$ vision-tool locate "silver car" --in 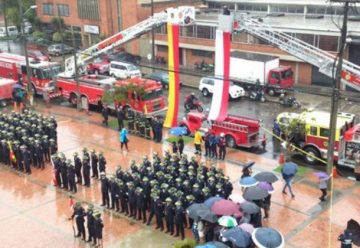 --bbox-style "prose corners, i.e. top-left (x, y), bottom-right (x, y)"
top-left (48, 44), bottom-right (74, 56)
